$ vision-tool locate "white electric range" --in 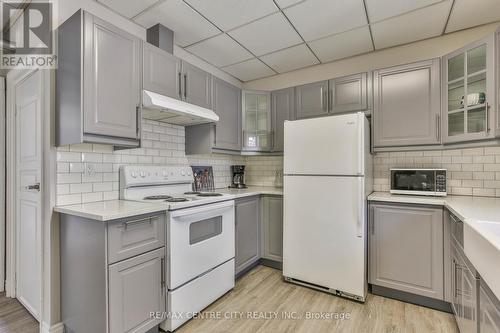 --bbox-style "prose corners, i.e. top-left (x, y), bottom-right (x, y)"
top-left (120, 165), bottom-right (236, 332)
